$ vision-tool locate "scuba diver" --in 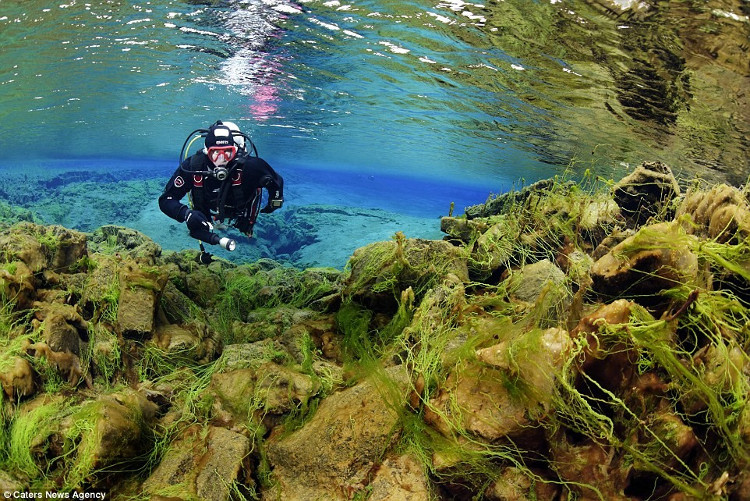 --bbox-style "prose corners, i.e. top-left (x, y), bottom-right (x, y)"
top-left (159, 120), bottom-right (284, 263)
